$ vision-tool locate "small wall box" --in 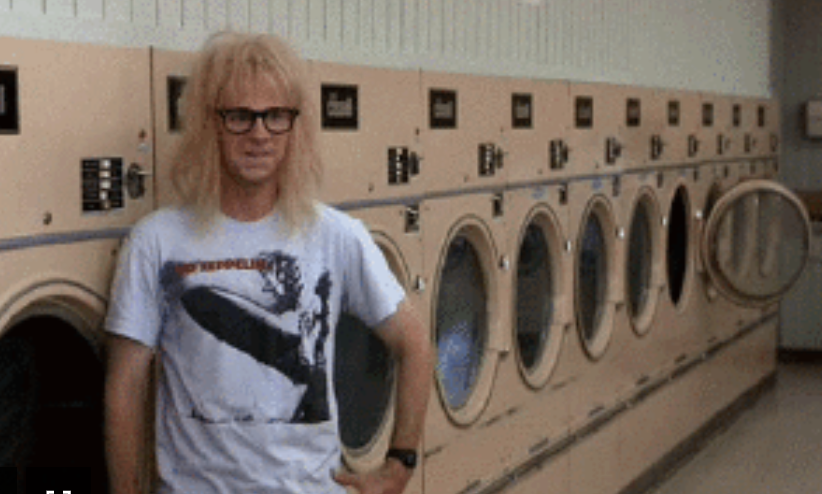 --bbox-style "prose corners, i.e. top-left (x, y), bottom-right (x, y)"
top-left (806, 100), bottom-right (822, 139)
top-left (0, 67), bottom-right (19, 134)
